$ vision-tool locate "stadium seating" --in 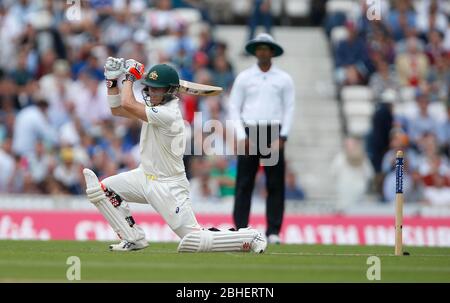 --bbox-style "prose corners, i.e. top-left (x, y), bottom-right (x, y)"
top-left (341, 86), bottom-right (375, 136)
top-left (325, 0), bottom-right (357, 16)
top-left (285, 0), bottom-right (311, 17)
top-left (330, 26), bottom-right (349, 46)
